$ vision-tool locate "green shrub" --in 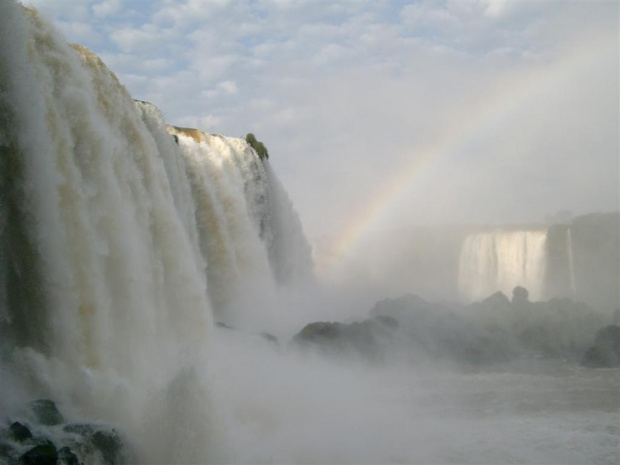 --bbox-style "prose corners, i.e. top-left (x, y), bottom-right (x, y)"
top-left (245, 133), bottom-right (269, 160)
